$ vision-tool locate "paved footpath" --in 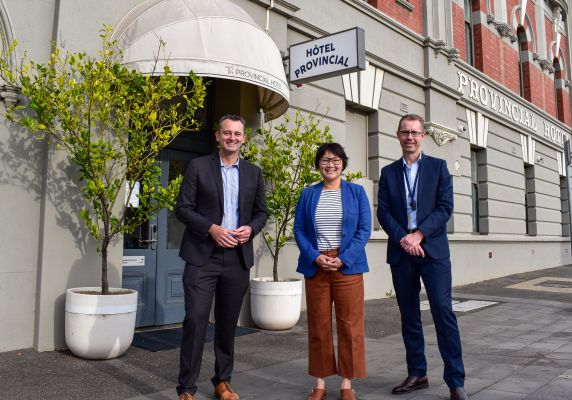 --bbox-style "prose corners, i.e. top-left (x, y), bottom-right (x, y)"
top-left (129, 296), bottom-right (572, 400)
top-left (1, 265), bottom-right (572, 399)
